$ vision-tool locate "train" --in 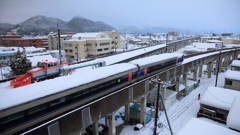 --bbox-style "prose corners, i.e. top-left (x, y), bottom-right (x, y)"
top-left (10, 59), bottom-right (106, 88)
top-left (0, 53), bottom-right (184, 135)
